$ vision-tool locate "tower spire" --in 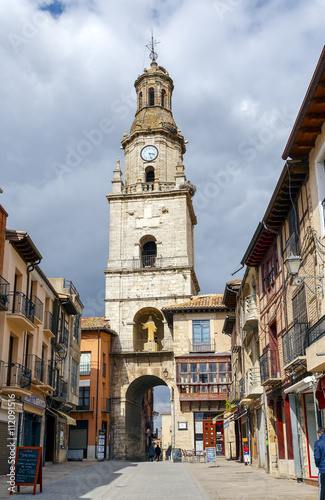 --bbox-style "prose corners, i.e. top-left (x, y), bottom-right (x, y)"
top-left (146, 29), bottom-right (160, 62)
